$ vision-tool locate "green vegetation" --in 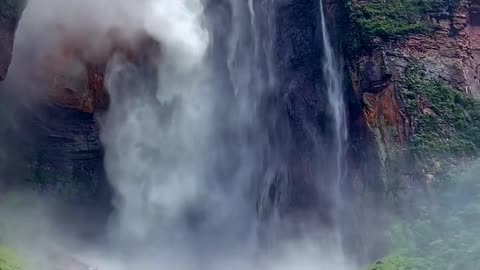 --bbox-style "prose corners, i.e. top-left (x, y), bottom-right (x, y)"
top-left (358, 0), bottom-right (431, 39)
top-left (400, 64), bottom-right (480, 185)
top-left (366, 164), bottom-right (480, 270)
top-left (349, 0), bottom-right (432, 41)
top-left (347, 0), bottom-right (464, 43)
top-left (0, 247), bottom-right (22, 270)
top-left (367, 255), bottom-right (428, 270)
top-left (406, 76), bottom-right (480, 157)
top-left (369, 63), bottom-right (480, 268)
